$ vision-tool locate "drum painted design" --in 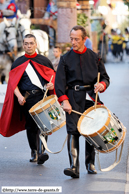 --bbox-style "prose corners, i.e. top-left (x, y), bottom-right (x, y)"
top-left (48, 105), bottom-right (60, 120)
top-left (77, 105), bottom-right (126, 153)
top-left (29, 95), bottom-right (66, 135)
